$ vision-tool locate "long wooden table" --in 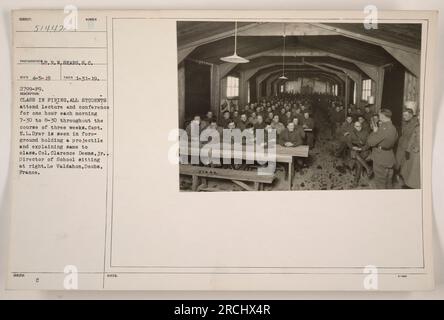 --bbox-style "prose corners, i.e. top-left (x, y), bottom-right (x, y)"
top-left (180, 143), bottom-right (309, 190)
